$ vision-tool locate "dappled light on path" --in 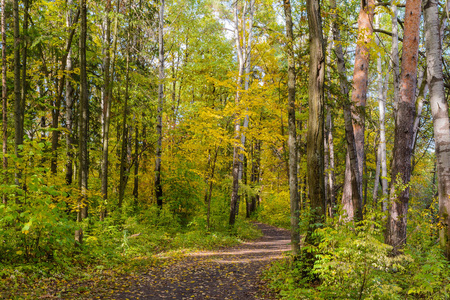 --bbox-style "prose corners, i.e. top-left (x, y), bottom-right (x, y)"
top-left (115, 223), bottom-right (290, 300)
